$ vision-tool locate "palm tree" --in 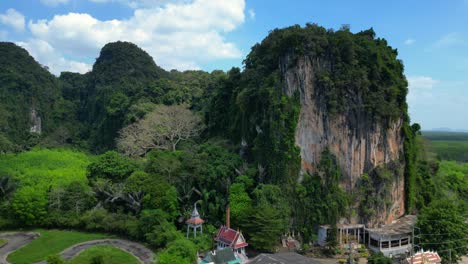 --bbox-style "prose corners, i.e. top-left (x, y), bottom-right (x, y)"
top-left (0, 175), bottom-right (17, 200)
